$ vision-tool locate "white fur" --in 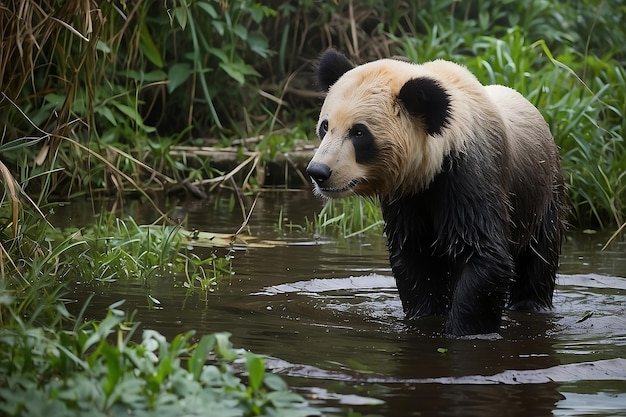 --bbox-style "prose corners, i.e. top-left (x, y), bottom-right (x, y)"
top-left (310, 57), bottom-right (552, 199)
